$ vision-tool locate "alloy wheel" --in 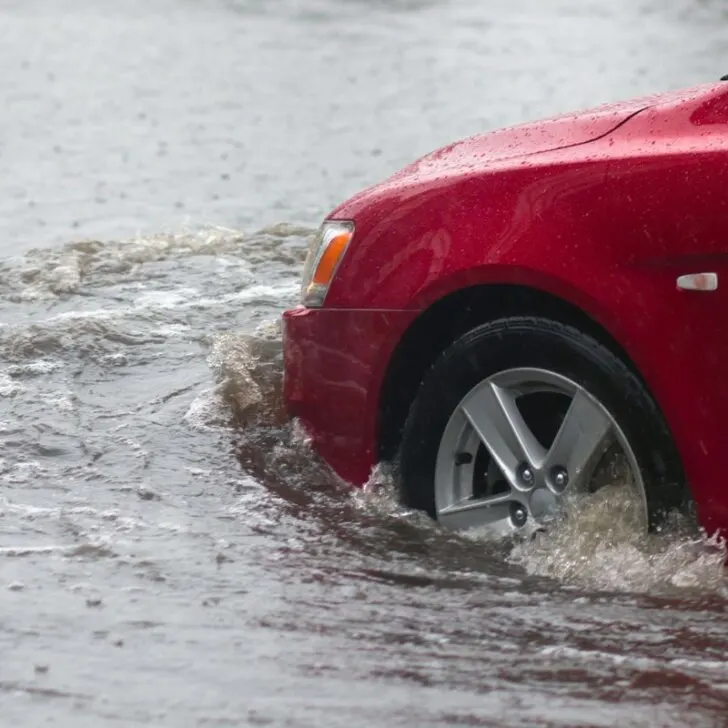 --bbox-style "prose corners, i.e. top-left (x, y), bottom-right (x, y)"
top-left (434, 367), bottom-right (647, 535)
